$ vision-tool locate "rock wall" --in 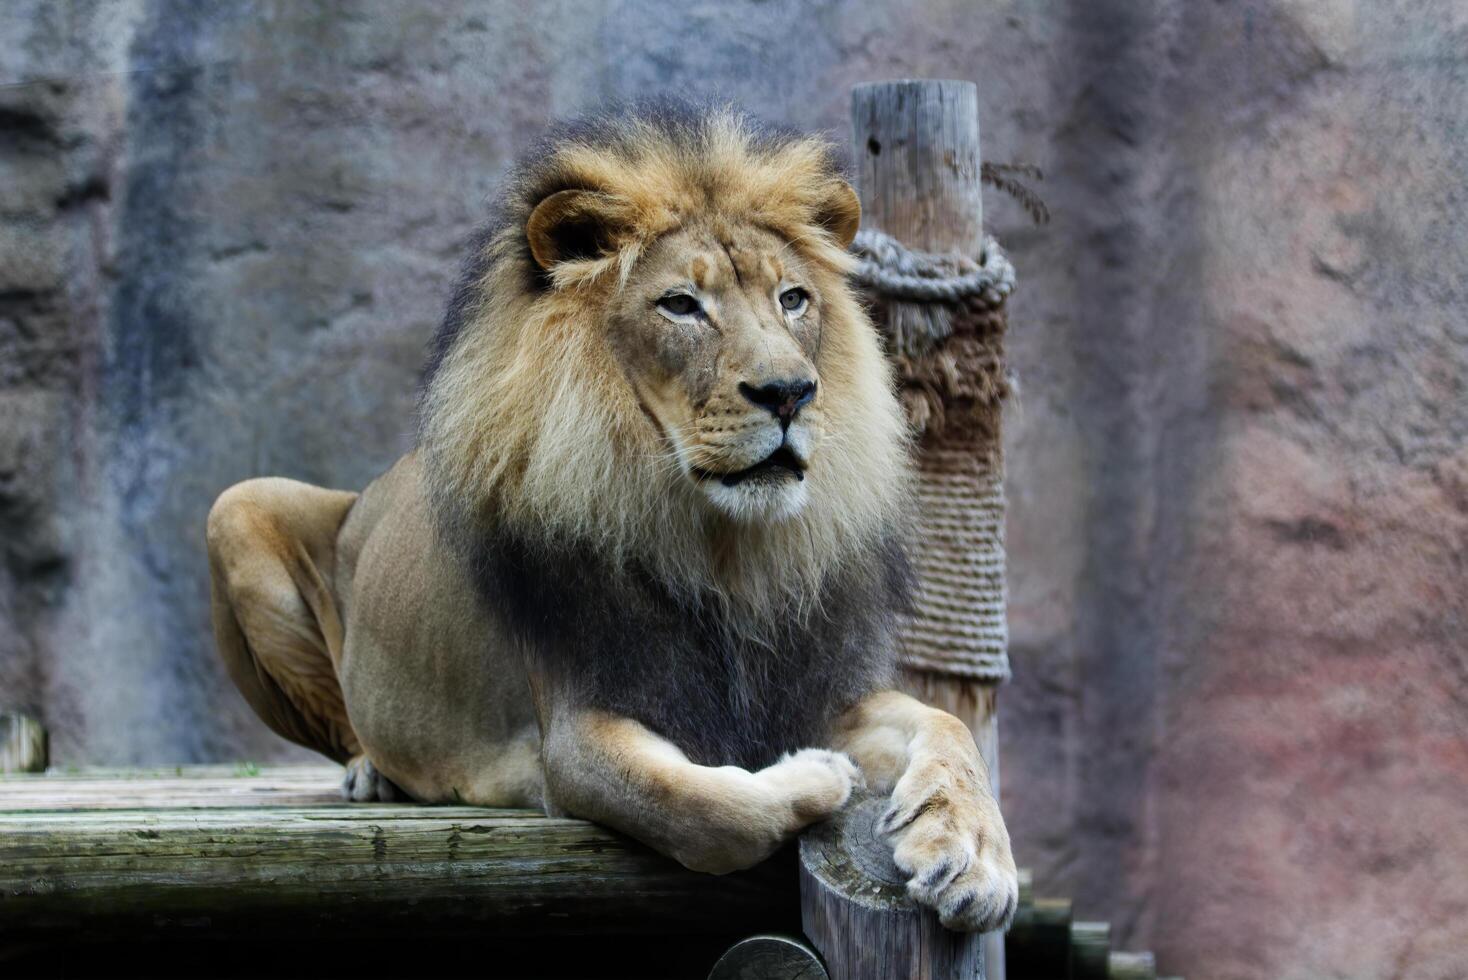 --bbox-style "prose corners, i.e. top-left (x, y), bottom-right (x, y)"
top-left (2, 2), bottom-right (1465, 976)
